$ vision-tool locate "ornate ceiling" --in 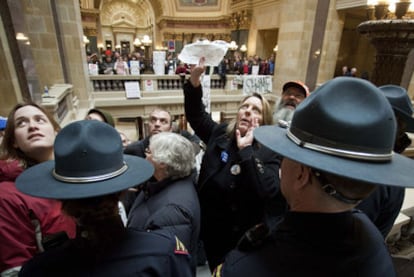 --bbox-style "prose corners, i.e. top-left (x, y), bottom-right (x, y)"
top-left (81, 0), bottom-right (240, 43)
